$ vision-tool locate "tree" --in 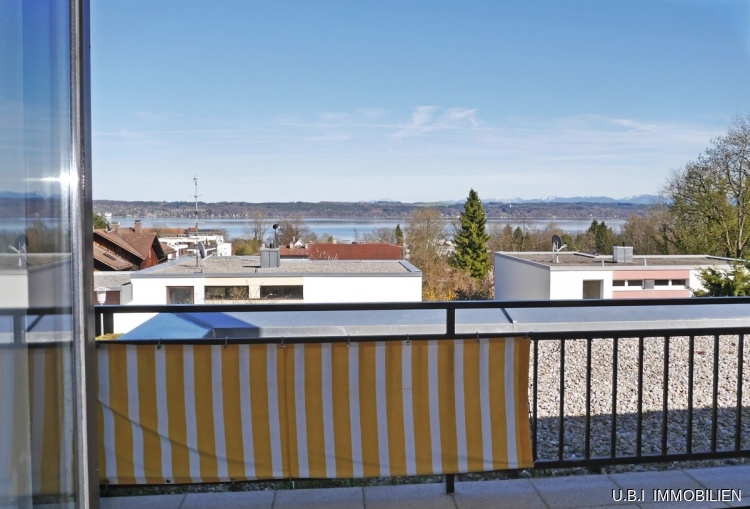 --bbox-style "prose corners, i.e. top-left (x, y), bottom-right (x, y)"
top-left (93, 213), bottom-right (108, 229)
top-left (694, 264), bottom-right (750, 297)
top-left (406, 208), bottom-right (449, 300)
top-left (450, 189), bottom-right (491, 280)
top-left (587, 220), bottom-right (614, 254)
top-left (406, 208), bottom-right (445, 266)
top-left (276, 215), bottom-right (312, 247)
top-left (665, 114), bottom-right (750, 259)
top-left (395, 224), bottom-right (404, 245)
top-left (620, 204), bottom-right (672, 255)
top-left (362, 226), bottom-right (397, 244)
top-left (250, 210), bottom-right (269, 242)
